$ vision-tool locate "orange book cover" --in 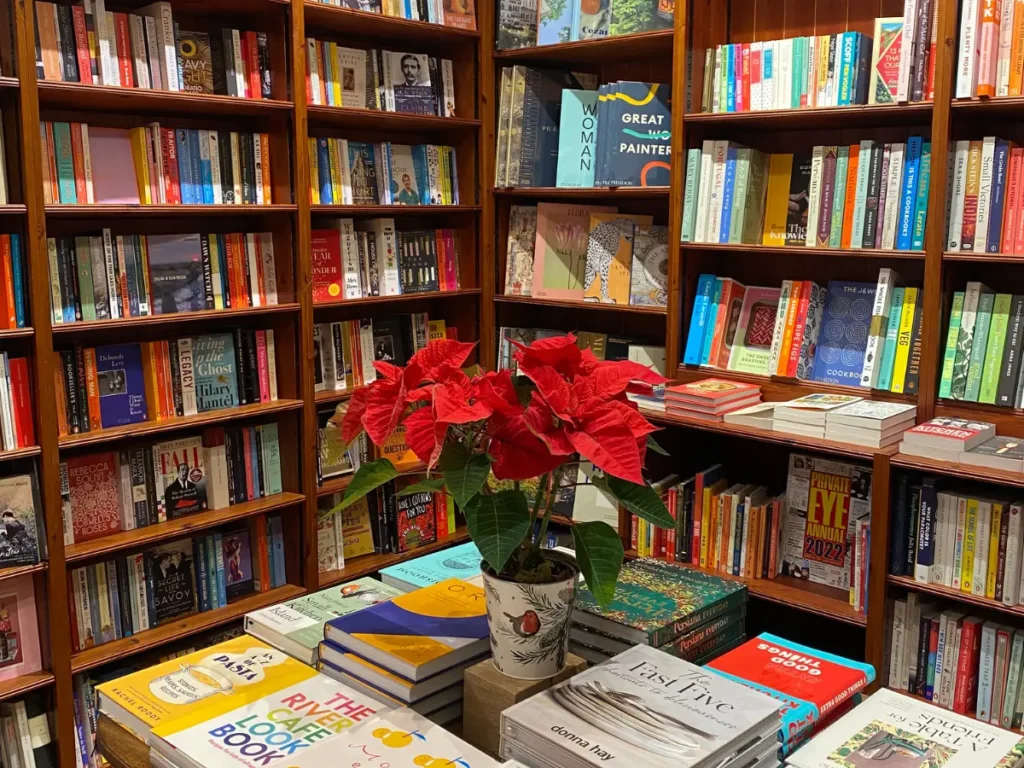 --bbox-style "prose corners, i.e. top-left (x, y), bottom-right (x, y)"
top-left (236, 235), bottom-right (251, 307)
top-left (0, 236), bottom-right (13, 330)
top-left (776, 281), bottom-right (803, 375)
top-left (718, 495), bottom-right (732, 572)
top-left (83, 348), bottom-right (102, 431)
top-left (708, 279), bottom-right (742, 369)
top-left (69, 123), bottom-right (88, 204)
top-left (54, 366), bottom-right (68, 437)
top-left (1011, 0), bottom-right (1024, 96)
top-left (140, 342), bottom-right (158, 421)
top-left (158, 341), bottom-right (173, 419)
top-left (261, 133), bottom-right (272, 203)
top-left (840, 146), bottom-right (861, 249)
top-left (706, 492), bottom-right (719, 569)
top-left (137, 237), bottom-right (152, 312)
